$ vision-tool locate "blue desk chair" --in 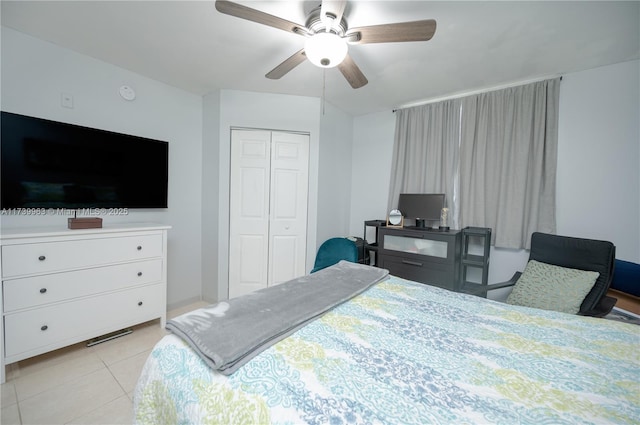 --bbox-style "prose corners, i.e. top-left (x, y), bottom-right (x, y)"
top-left (311, 237), bottom-right (358, 273)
